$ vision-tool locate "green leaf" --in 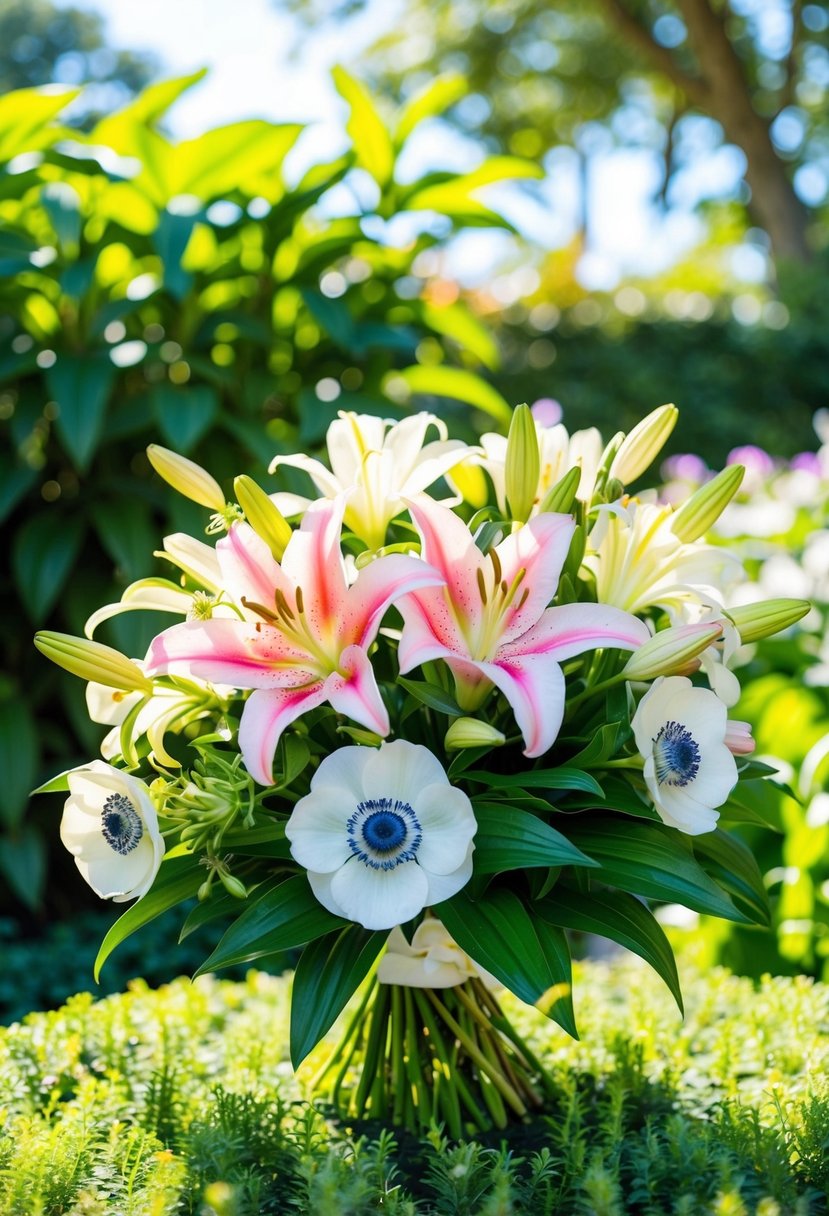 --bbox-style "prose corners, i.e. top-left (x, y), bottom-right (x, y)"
top-left (0, 827), bottom-right (44, 908)
top-left (462, 767), bottom-right (604, 796)
top-left (196, 875), bottom-right (344, 976)
top-left (536, 888), bottom-right (683, 1014)
top-left (91, 72), bottom-right (208, 153)
top-left (220, 820), bottom-right (291, 858)
top-left (473, 804), bottom-right (598, 874)
top-left (95, 500), bottom-right (155, 581)
top-left (395, 365), bottom-right (511, 426)
top-left (563, 817), bottom-right (751, 923)
top-left (13, 512), bottom-right (84, 621)
top-left (95, 858), bottom-right (203, 981)
top-left (46, 353), bottom-right (116, 470)
top-left (152, 383), bottom-right (219, 452)
top-left (403, 156), bottom-right (543, 214)
top-left (420, 301), bottom-right (500, 371)
top-left (397, 676), bottom-right (462, 716)
top-left (0, 456), bottom-right (37, 523)
top-left (290, 927), bottom-right (386, 1067)
top-left (396, 73), bottom-right (467, 145)
top-left (179, 875), bottom-right (284, 941)
top-left (301, 289), bottom-right (354, 349)
top-left (0, 700), bottom-right (38, 828)
top-left (436, 888), bottom-right (577, 1036)
top-left (332, 65), bottom-right (394, 188)
top-left (693, 829), bottom-right (771, 927)
top-left (41, 182), bottom-right (81, 256)
top-left (568, 723), bottom-right (622, 768)
top-left (0, 86), bottom-right (80, 162)
top-left (154, 209), bottom-right (197, 298)
top-left (276, 734), bottom-right (311, 789)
